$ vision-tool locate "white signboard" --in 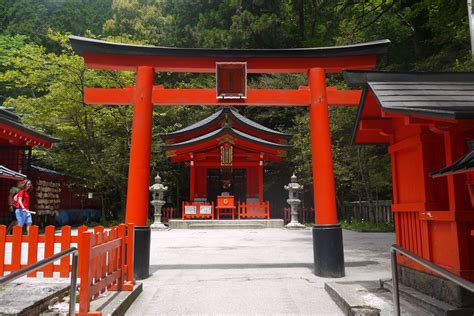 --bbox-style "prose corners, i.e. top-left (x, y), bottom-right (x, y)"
top-left (184, 205), bottom-right (196, 215)
top-left (200, 205), bottom-right (212, 215)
